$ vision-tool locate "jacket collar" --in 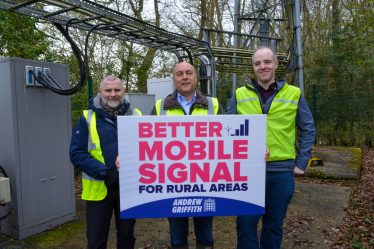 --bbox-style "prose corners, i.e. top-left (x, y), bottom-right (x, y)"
top-left (163, 89), bottom-right (208, 108)
top-left (247, 79), bottom-right (287, 91)
top-left (275, 79), bottom-right (287, 89)
top-left (89, 93), bottom-right (130, 118)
